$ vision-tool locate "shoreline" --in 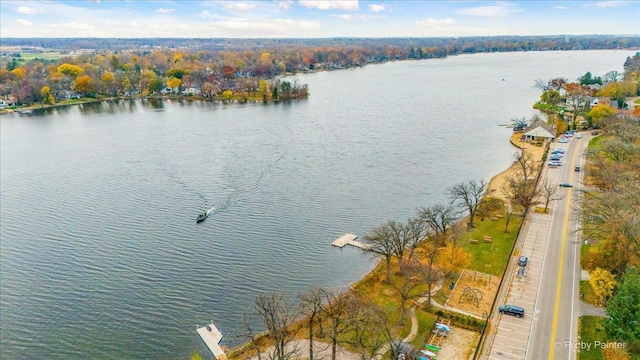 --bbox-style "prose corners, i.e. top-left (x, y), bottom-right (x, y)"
top-left (486, 132), bottom-right (546, 199)
top-left (0, 94), bottom-right (306, 115)
top-left (228, 130), bottom-right (543, 359)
